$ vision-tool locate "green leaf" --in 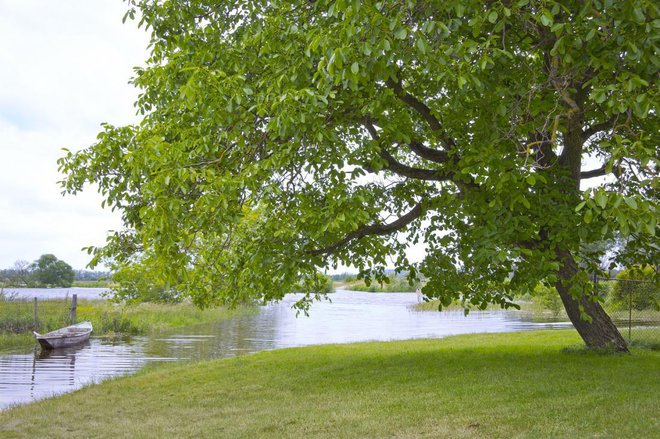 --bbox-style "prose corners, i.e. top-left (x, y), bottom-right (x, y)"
top-left (583, 209), bottom-right (593, 224)
top-left (539, 10), bottom-right (553, 27)
top-left (416, 37), bottom-right (427, 54)
top-left (351, 62), bottom-right (359, 74)
top-left (394, 27), bottom-right (407, 40)
top-left (594, 191), bottom-right (607, 209)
